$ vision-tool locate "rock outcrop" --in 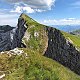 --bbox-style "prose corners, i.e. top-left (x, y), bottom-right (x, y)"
top-left (44, 27), bottom-right (80, 75)
top-left (0, 16), bottom-right (27, 51)
top-left (0, 13), bottom-right (80, 75)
